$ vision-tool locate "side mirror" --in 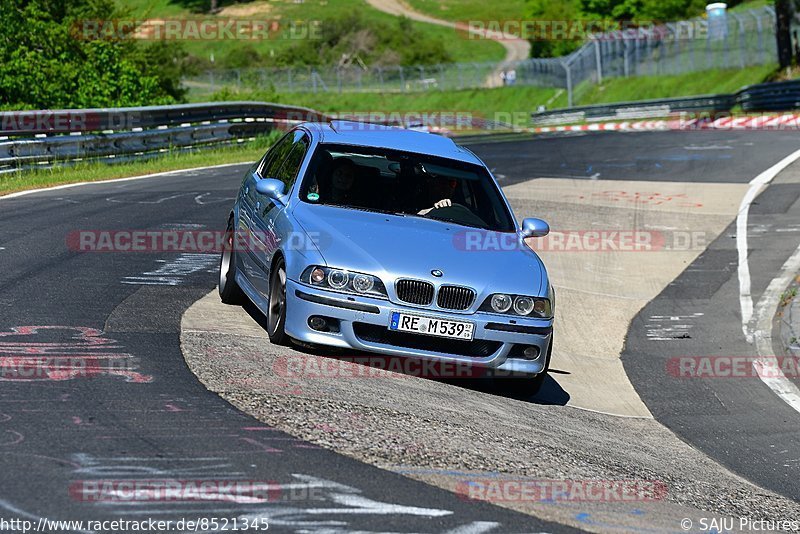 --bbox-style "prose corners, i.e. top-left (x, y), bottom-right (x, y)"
top-left (519, 217), bottom-right (550, 238)
top-left (255, 178), bottom-right (286, 202)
